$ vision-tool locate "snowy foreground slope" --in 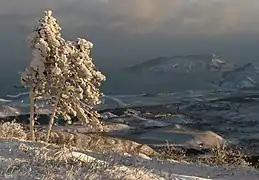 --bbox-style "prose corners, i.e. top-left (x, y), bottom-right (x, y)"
top-left (0, 138), bottom-right (258, 180)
